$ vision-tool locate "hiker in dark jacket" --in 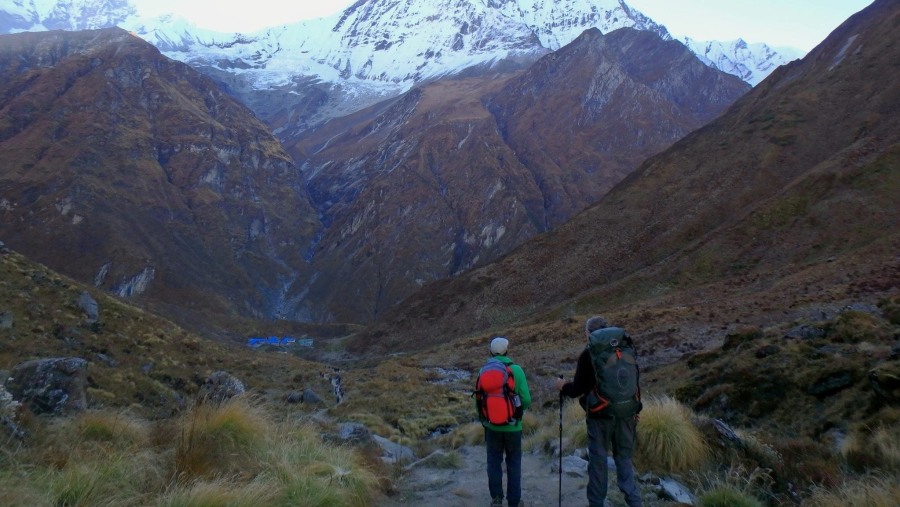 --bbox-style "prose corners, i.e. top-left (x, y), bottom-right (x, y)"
top-left (556, 316), bottom-right (643, 507)
top-left (478, 336), bottom-right (532, 507)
